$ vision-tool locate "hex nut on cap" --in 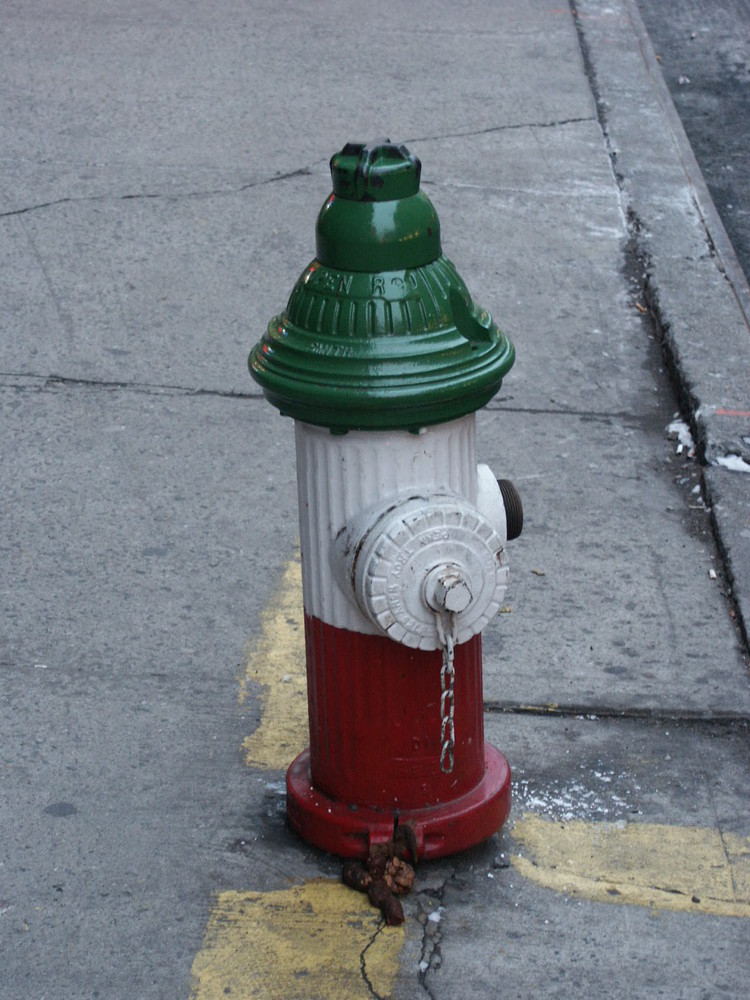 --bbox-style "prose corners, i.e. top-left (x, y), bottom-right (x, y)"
top-left (424, 566), bottom-right (474, 614)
